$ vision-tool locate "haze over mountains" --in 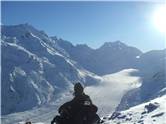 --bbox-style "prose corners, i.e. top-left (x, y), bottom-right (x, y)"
top-left (1, 24), bottom-right (166, 124)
